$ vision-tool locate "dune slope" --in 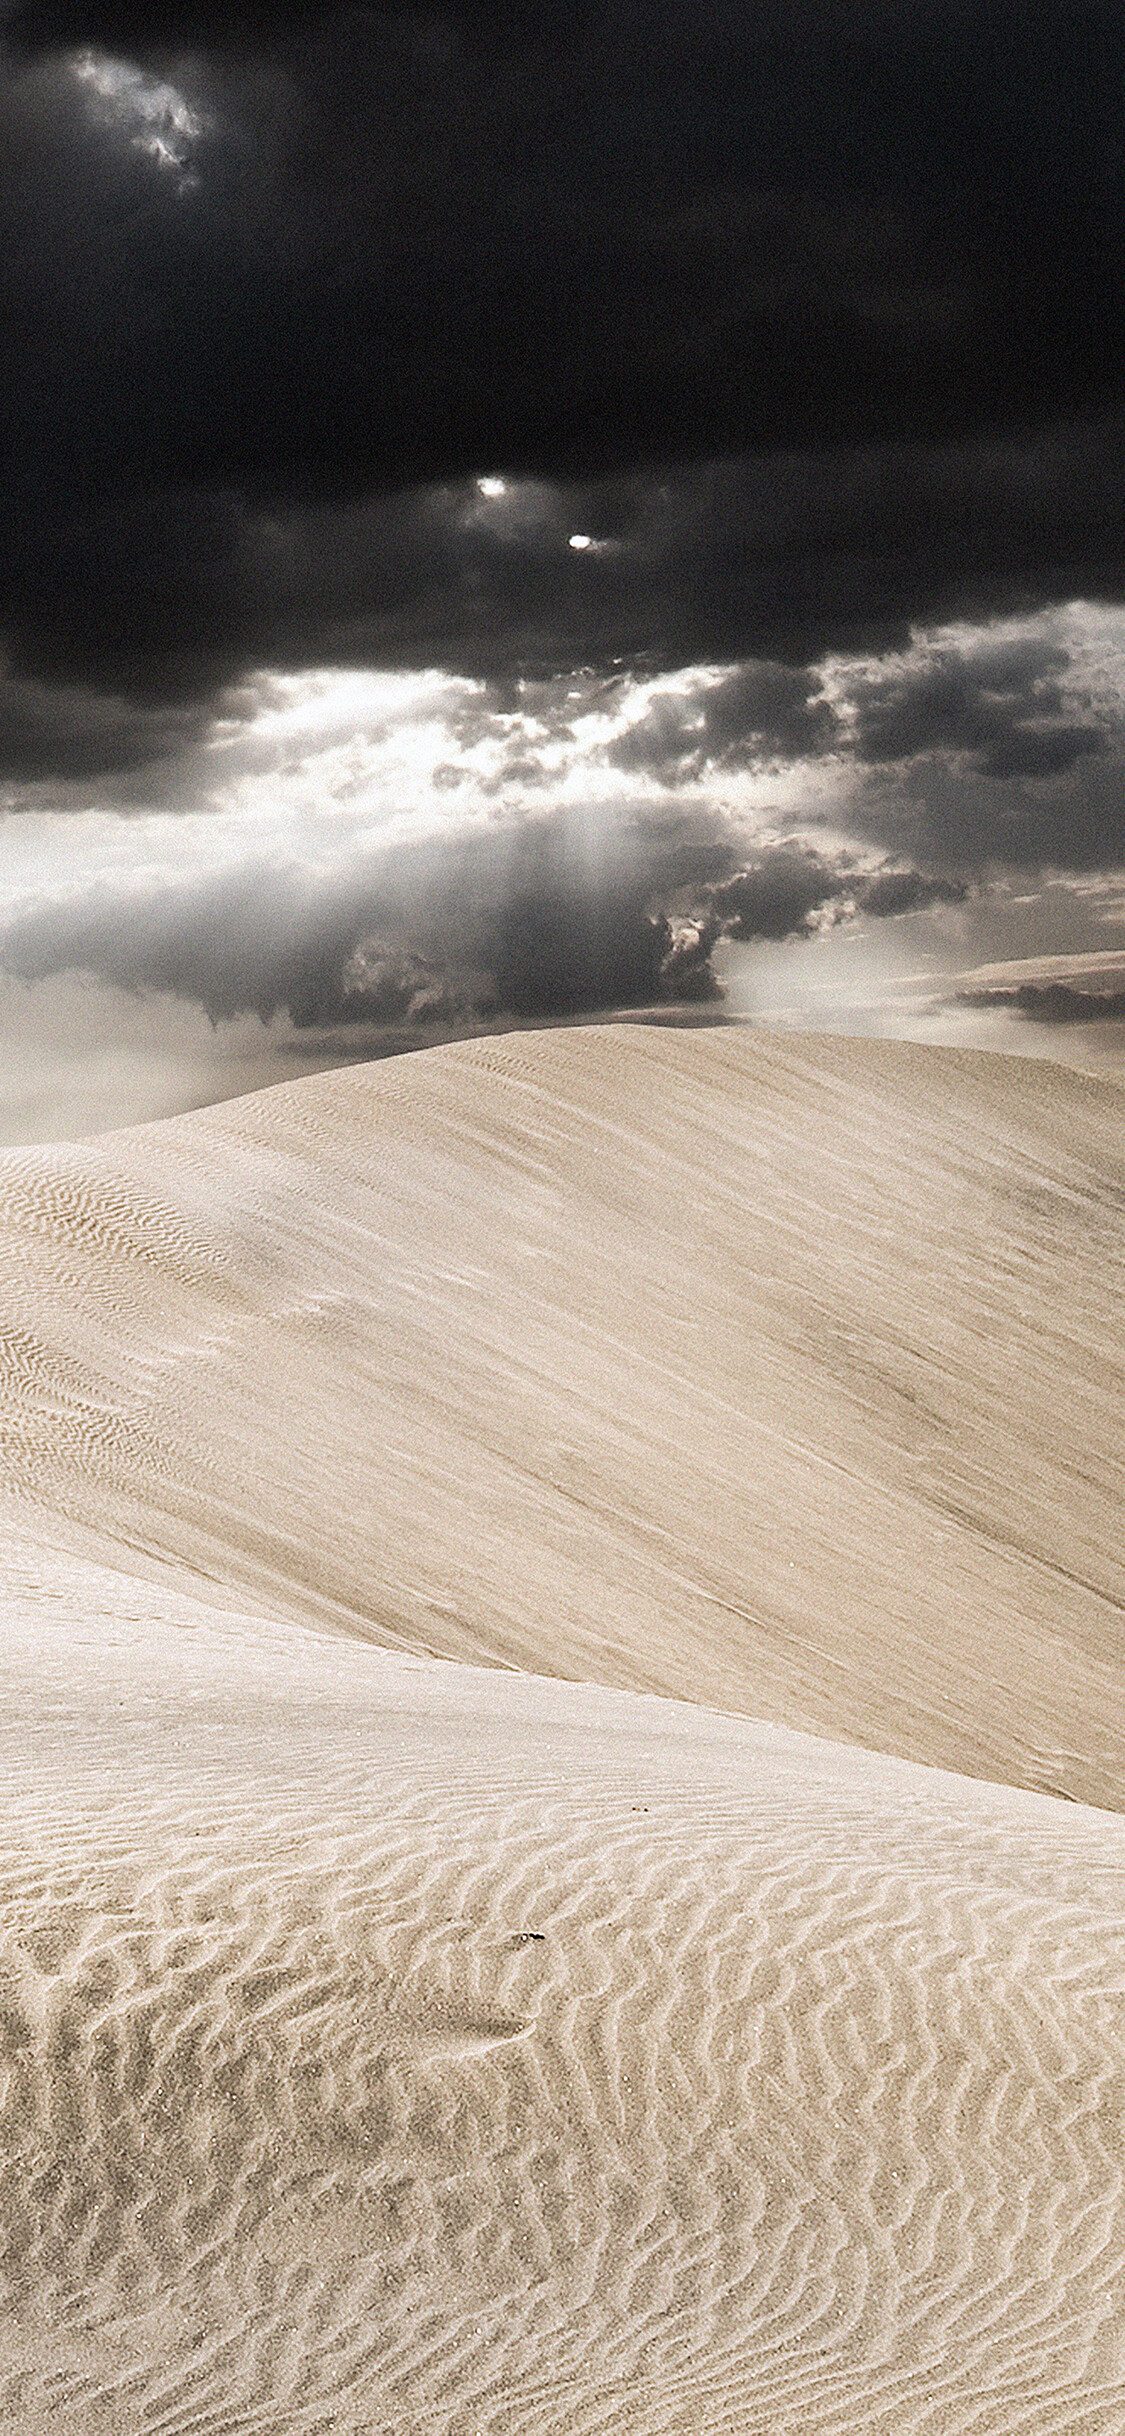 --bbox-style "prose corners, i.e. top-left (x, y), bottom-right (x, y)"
top-left (3, 1023), bottom-right (1125, 1804)
top-left (2, 1551), bottom-right (1125, 2435)
top-left (4, 1026), bottom-right (1125, 2430)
